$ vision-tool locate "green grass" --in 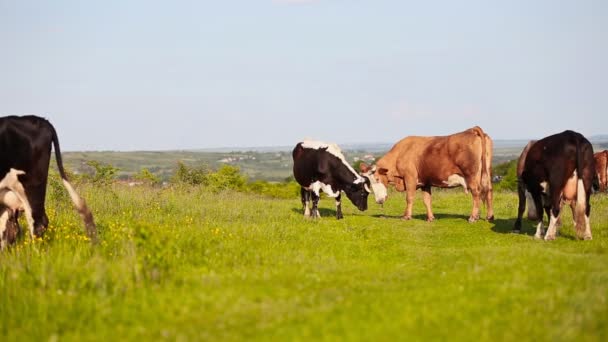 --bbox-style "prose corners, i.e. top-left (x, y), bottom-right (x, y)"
top-left (1, 185), bottom-right (607, 341)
